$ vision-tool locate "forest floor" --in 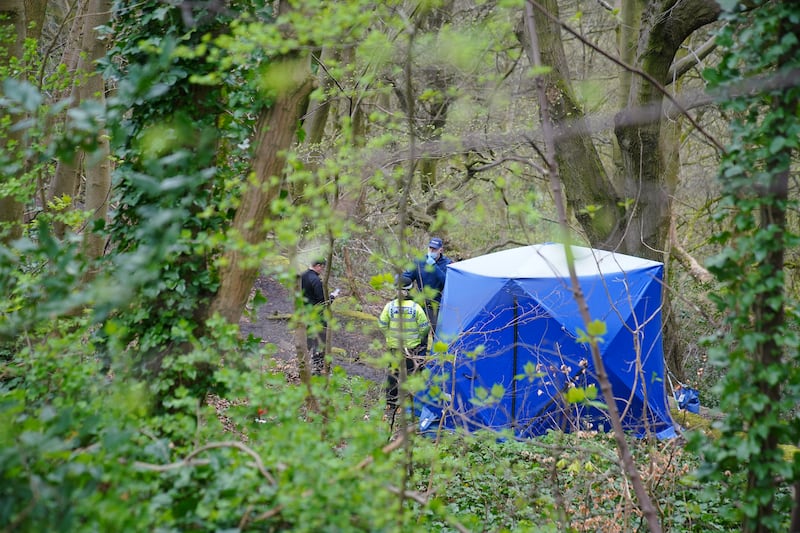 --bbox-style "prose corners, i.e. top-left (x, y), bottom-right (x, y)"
top-left (238, 274), bottom-right (387, 386)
